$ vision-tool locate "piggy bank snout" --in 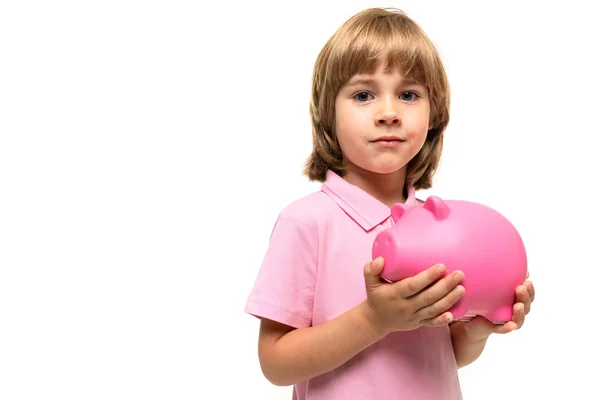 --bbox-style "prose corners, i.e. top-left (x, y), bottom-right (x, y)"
top-left (373, 230), bottom-right (410, 282)
top-left (372, 231), bottom-right (394, 261)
